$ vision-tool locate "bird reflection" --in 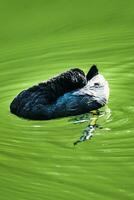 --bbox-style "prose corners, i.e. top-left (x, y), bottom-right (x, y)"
top-left (69, 106), bottom-right (111, 145)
